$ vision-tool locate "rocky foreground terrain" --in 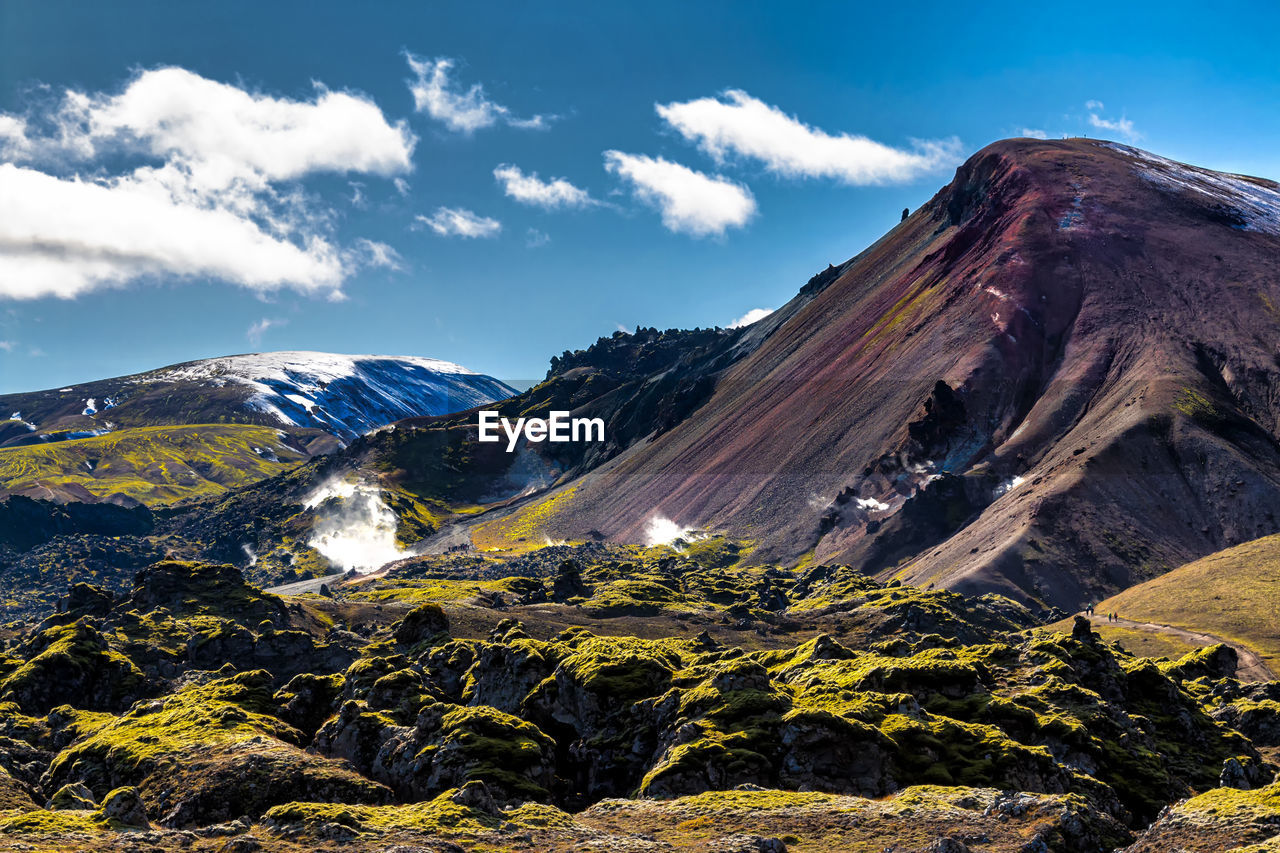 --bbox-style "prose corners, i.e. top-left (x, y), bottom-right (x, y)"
top-left (0, 547), bottom-right (1278, 851)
